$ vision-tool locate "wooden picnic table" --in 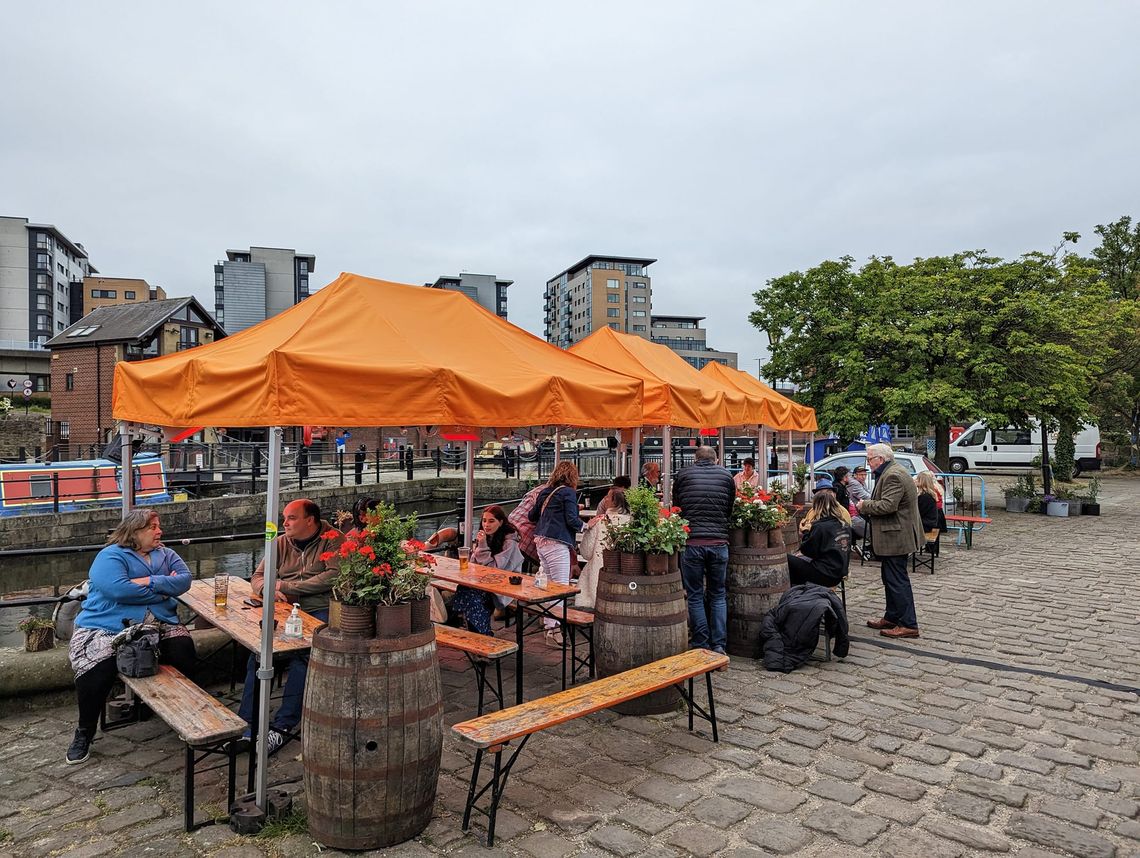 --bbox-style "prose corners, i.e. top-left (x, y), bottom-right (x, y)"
top-left (943, 514), bottom-right (992, 549)
top-left (431, 555), bottom-right (578, 705)
top-left (178, 577), bottom-right (322, 789)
